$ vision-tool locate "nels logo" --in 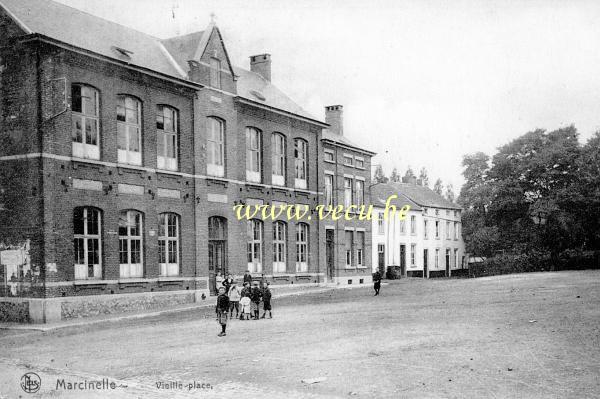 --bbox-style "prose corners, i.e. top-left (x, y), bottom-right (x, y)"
top-left (20, 373), bottom-right (41, 394)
